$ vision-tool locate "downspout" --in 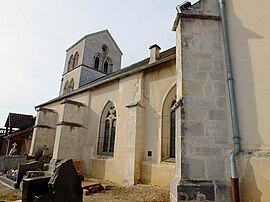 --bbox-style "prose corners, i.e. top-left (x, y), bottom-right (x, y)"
top-left (219, 0), bottom-right (240, 202)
